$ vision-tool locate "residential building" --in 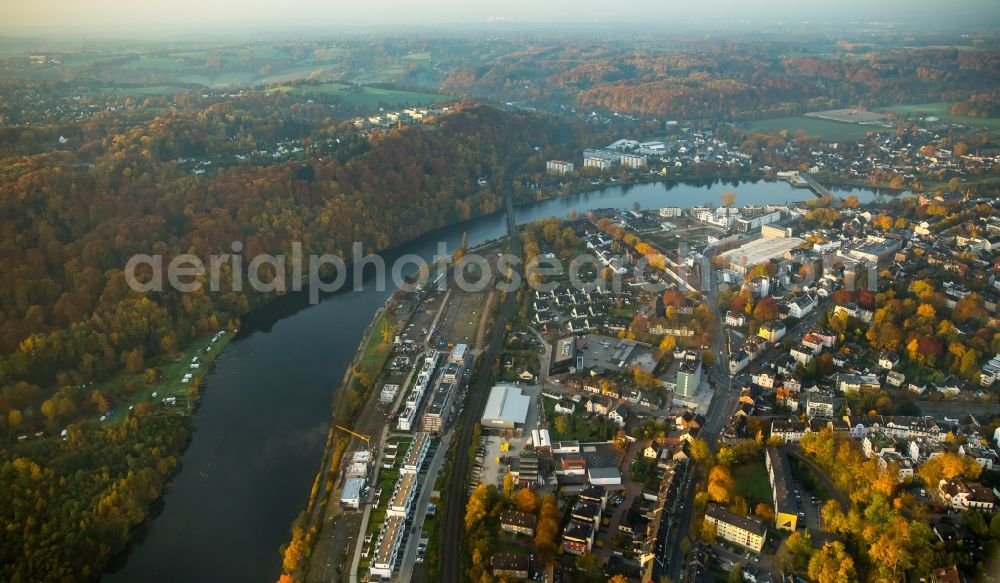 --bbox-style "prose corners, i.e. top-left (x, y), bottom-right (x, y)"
top-left (787, 295), bottom-right (816, 318)
top-left (729, 350), bottom-right (750, 375)
top-left (584, 156), bottom-right (614, 171)
top-left (704, 504), bottom-right (767, 553)
top-left (620, 153), bottom-right (648, 168)
top-left (500, 509), bottom-right (538, 536)
top-left (771, 419), bottom-right (806, 443)
top-left (765, 447), bottom-right (798, 531)
top-left (546, 160), bottom-right (574, 175)
top-left (370, 515), bottom-right (404, 578)
top-left (608, 403), bottom-right (629, 427)
top-left (571, 500), bottom-right (602, 530)
top-left (388, 473), bottom-right (416, 517)
top-left (725, 311), bottom-right (747, 327)
top-left (676, 353), bottom-right (702, 397)
top-left (761, 224), bottom-right (794, 238)
top-left (758, 320), bottom-right (787, 342)
top-left (579, 485), bottom-right (608, 510)
top-left (491, 553), bottom-right (531, 580)
top-left (939, 478), bottom-right (996, 511)
top-left (805, 393), bottom-right (843, 419)
top-left (837, 373), bottom-right (881, 393)
top-left (402, 432), bottom-right (430, 474)
top-left (562, 520), bottom-right (596, 555)
top-left (878, 352), bottom-right (900, 370)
